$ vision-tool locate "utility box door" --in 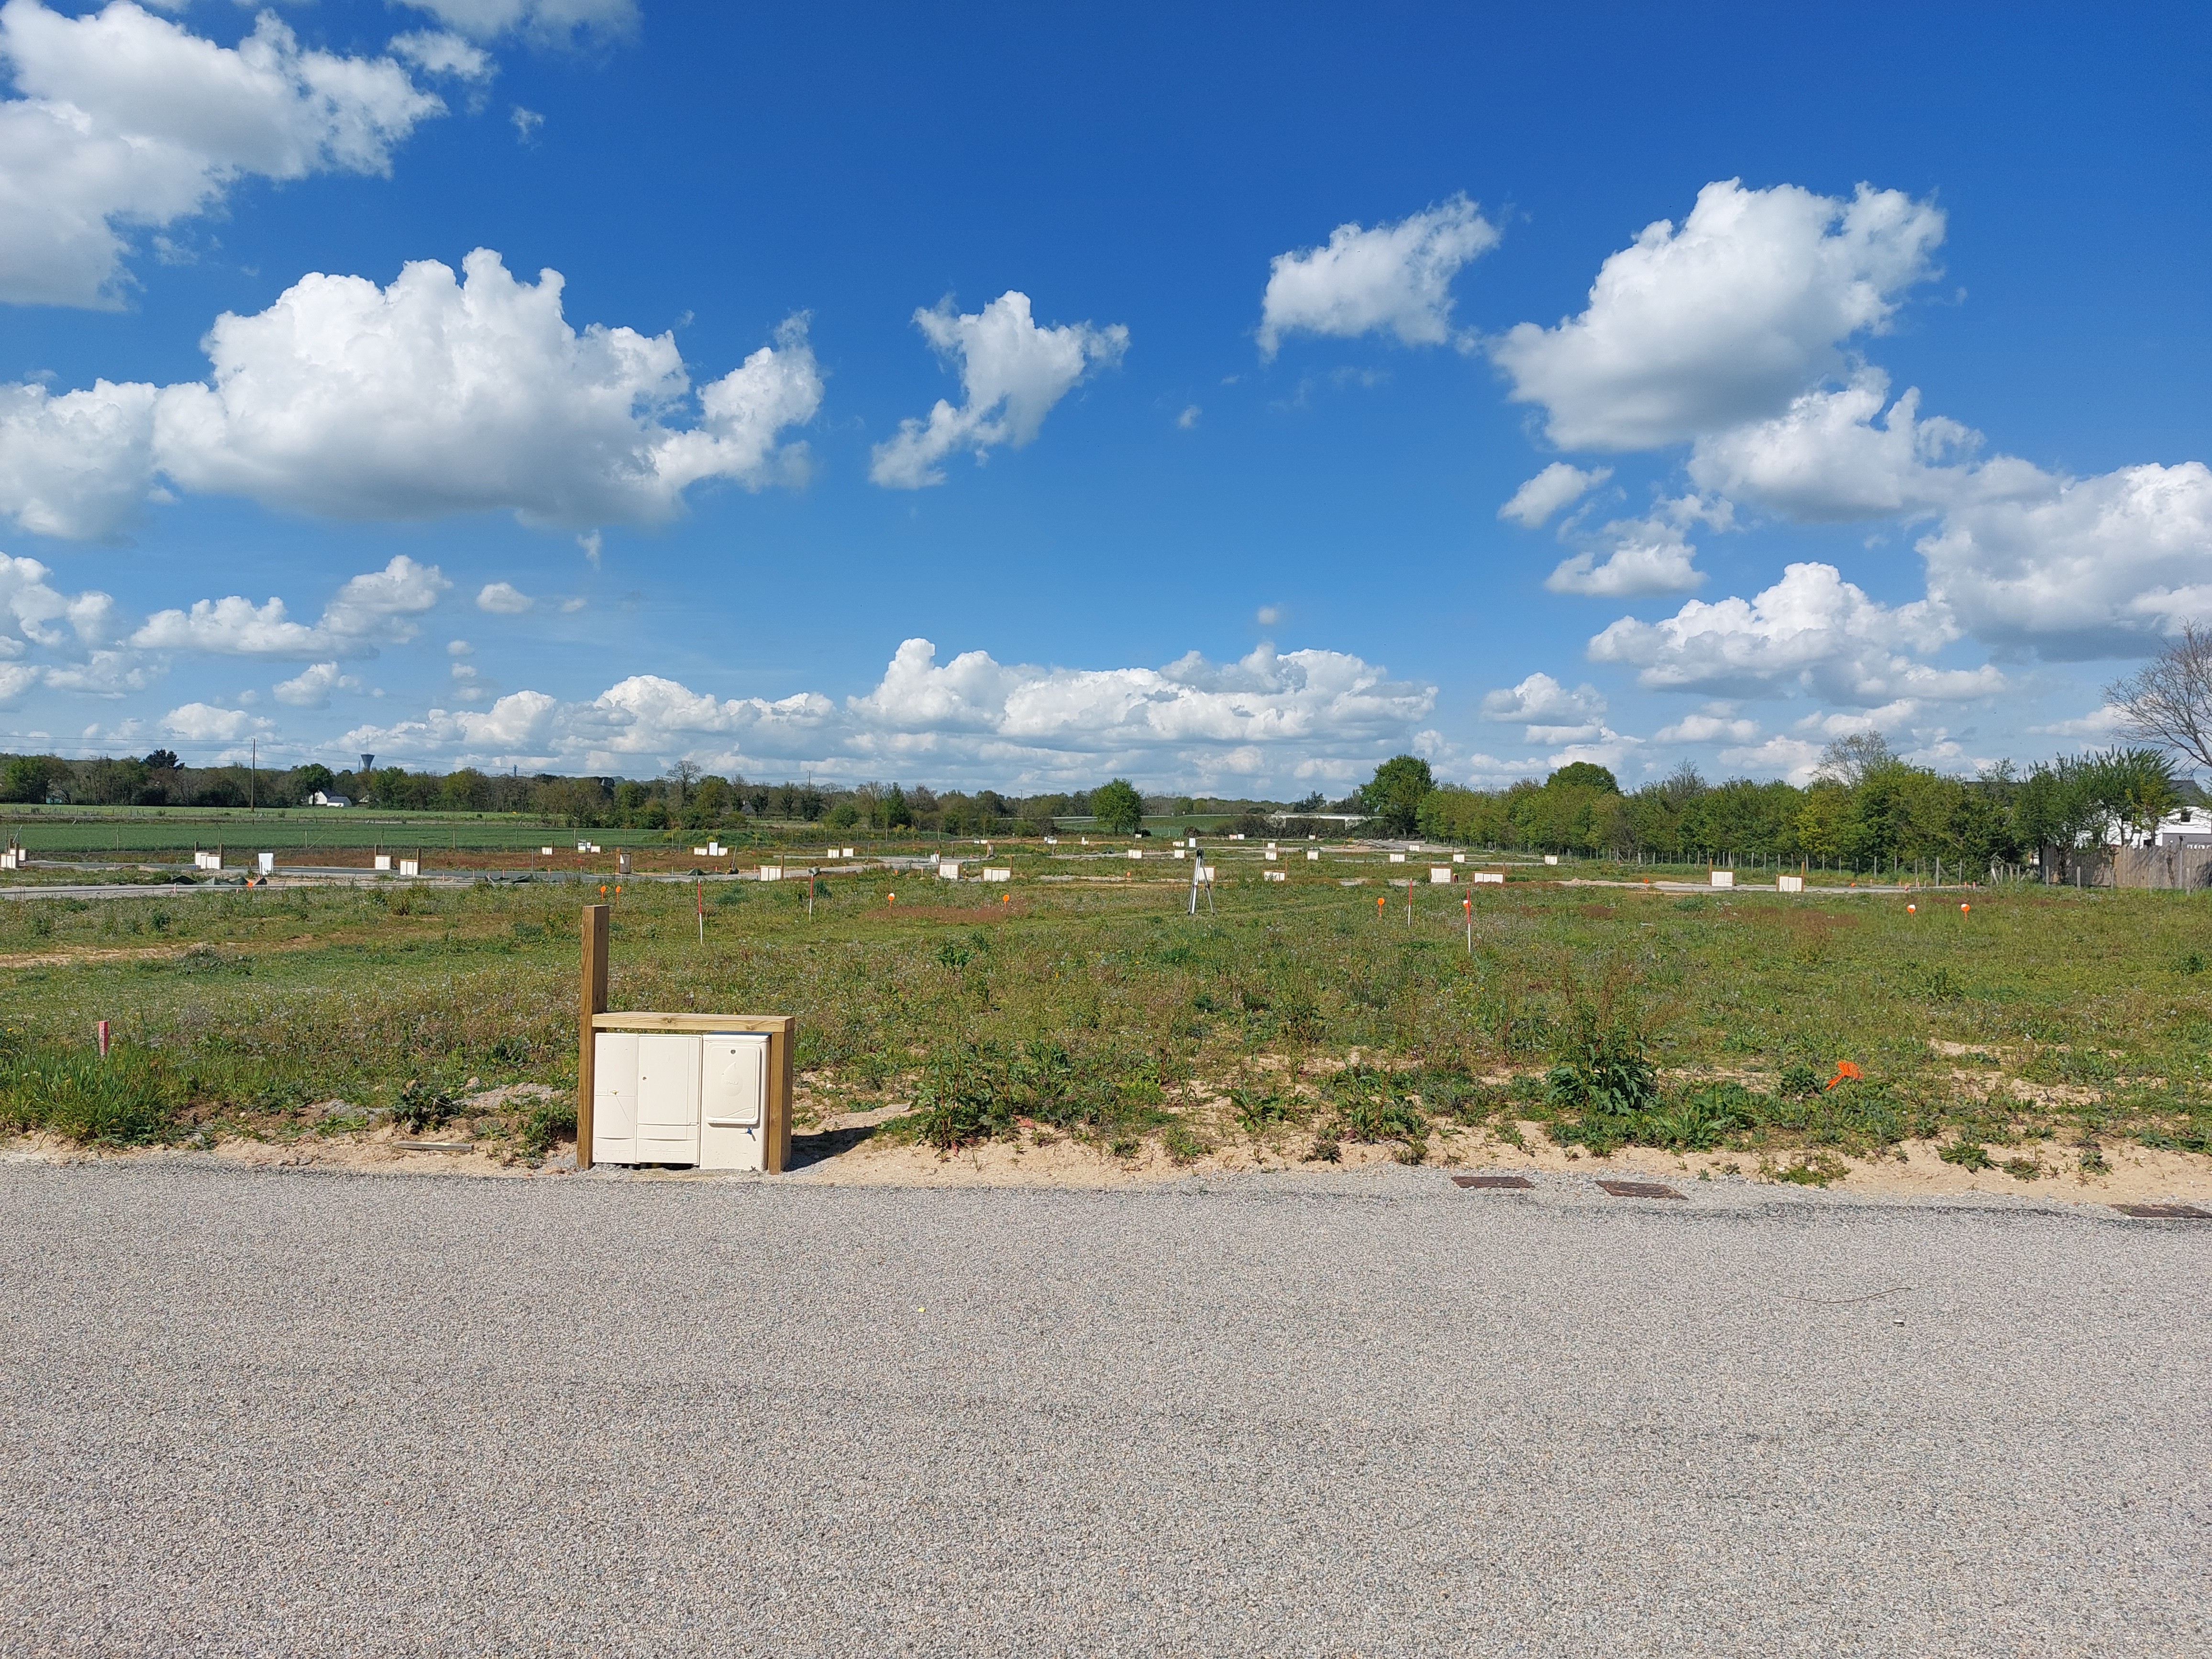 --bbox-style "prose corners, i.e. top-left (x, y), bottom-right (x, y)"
top-left (699, 1034), bottom-right (770, 1172)
top-left (592, 1031), bottom-right (640, 1164)
top-left (635, 1033), bottom-right (701, 1164)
